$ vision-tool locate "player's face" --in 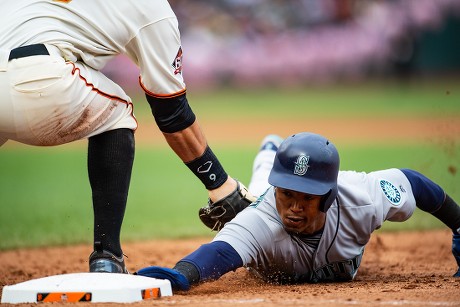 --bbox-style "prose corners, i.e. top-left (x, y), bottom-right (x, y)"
top-left (275, 187), bottom-right (326, 235)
